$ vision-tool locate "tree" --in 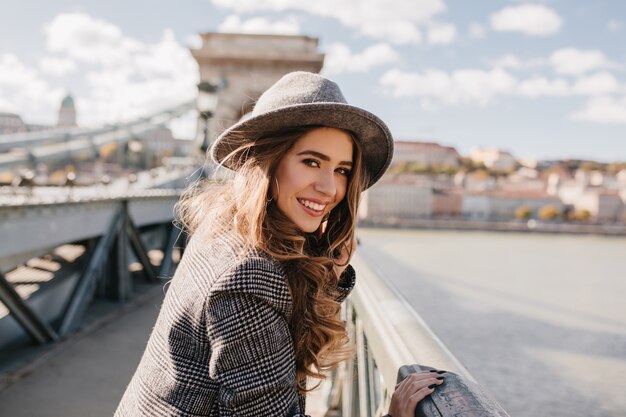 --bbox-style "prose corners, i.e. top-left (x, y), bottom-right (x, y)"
top-left (515, 206), bottom-right (532, 220)
top-left (573, 209), bottom-right (592, 222)
top-left (538, 205), bottom-right (560, 220)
